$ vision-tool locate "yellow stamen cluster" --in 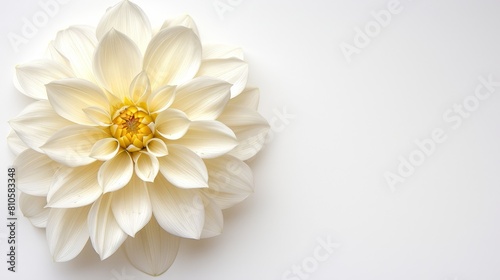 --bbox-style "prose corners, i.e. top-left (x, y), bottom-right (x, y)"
top-left (110, 106), bottom-right (154, 151)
